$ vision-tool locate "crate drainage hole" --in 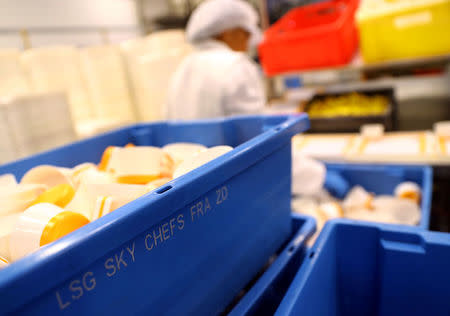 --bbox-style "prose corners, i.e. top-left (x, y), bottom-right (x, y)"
top-left (288, 245), bottom-right (295, 253)
top-left (309, 251), bottom-right (315, 259)
top-left (156, 185), bottom-right (172, 194)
